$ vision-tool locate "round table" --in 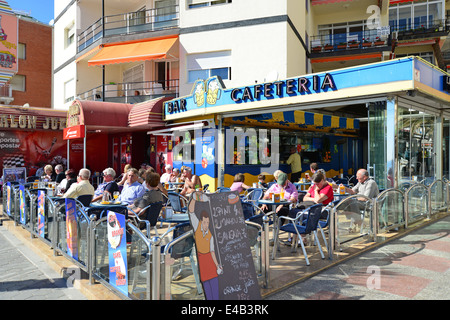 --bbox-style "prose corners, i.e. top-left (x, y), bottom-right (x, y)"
top-left (333, 193), bottom-right (349, 201)
top-left (91, 201), bottom-right (127, 207)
